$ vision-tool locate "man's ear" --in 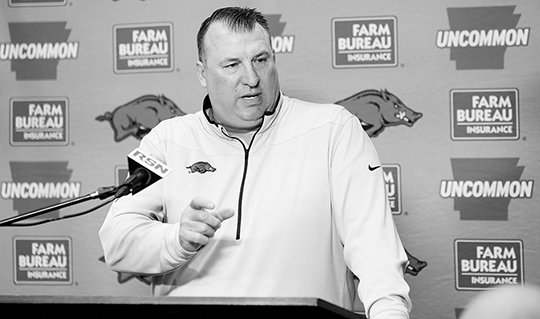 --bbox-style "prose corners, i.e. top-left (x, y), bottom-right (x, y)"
top-left (196, 61), bottom-right (207, 88)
